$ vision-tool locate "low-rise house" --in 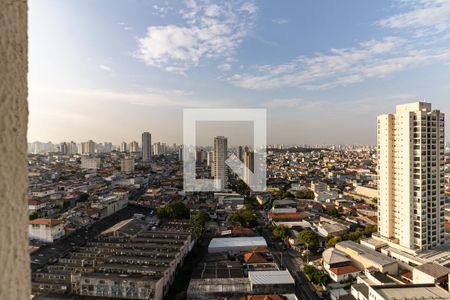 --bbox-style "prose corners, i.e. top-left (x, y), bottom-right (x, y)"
top-left (328, 265), bottom-right (360, 283)
top-left (29, 218), bottom-right (65, 243)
